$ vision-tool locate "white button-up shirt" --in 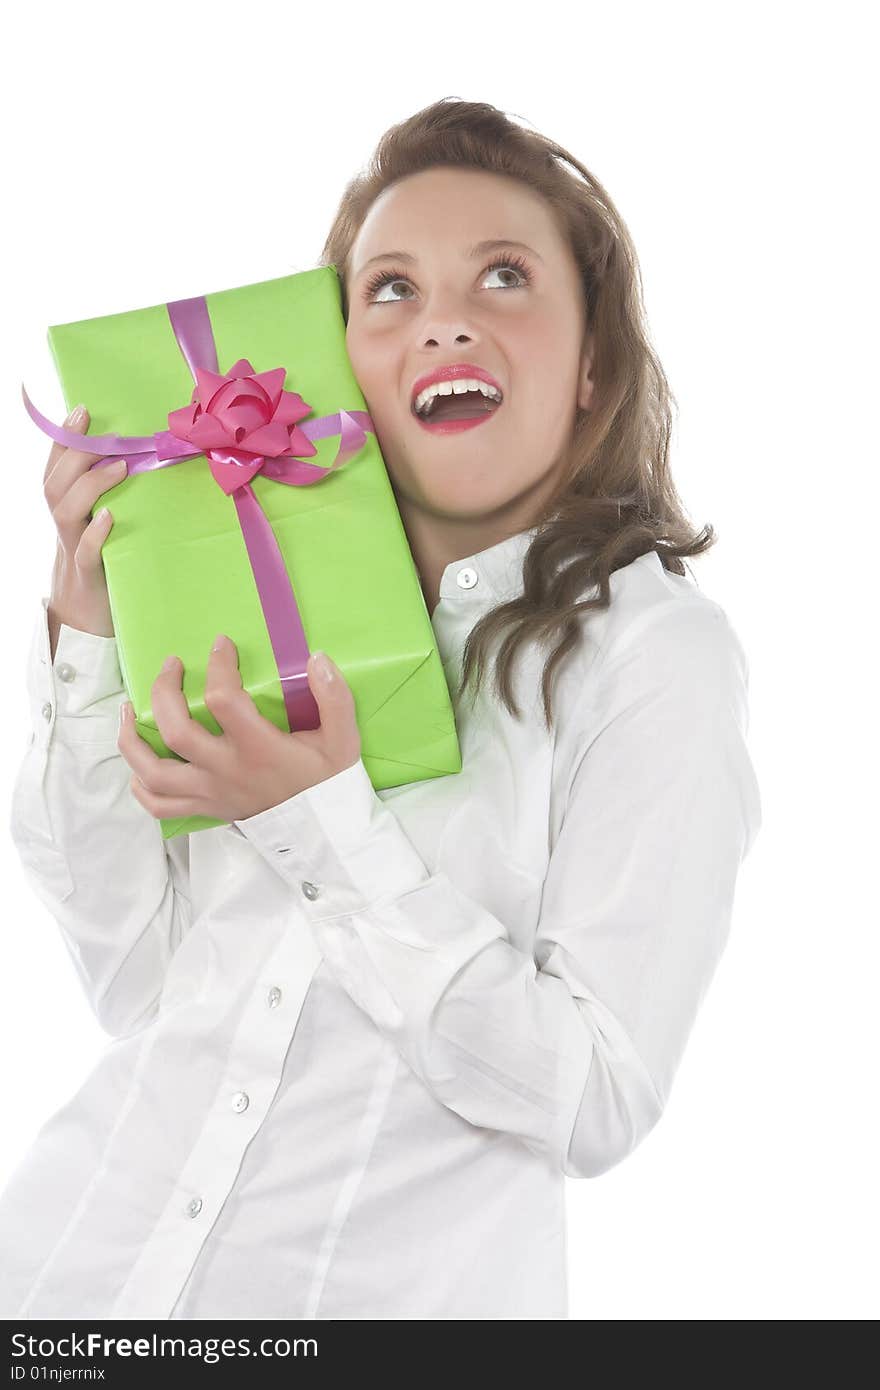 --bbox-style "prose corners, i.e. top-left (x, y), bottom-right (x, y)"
top-left (0, 529), bottom-right (762, 1320)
